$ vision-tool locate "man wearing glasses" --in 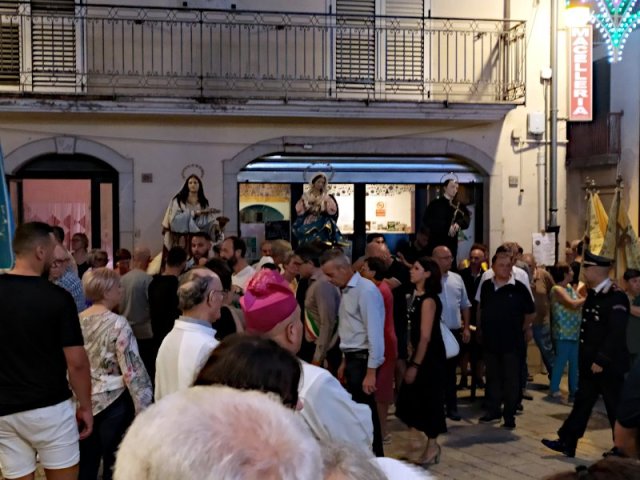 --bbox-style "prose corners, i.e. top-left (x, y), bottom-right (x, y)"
top-left (155, 268), bottom-right (223, 400)
top-left (50, 242), bottom-right (86, 312)
top-left (543, 250), bottom-right (630, 458)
